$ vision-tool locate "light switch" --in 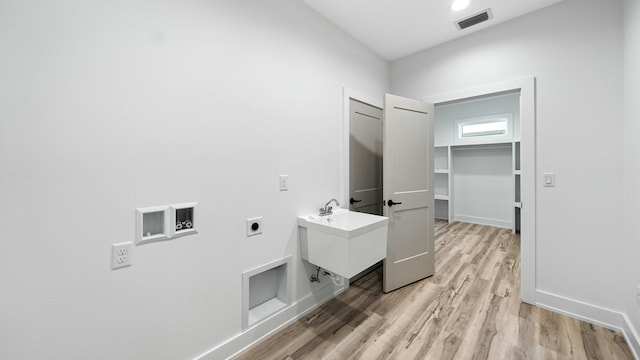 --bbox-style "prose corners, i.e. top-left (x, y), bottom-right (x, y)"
top-left (279, 175), bottom-right (288, 191)
top-left (543, 172), bottom-right (555, 187)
